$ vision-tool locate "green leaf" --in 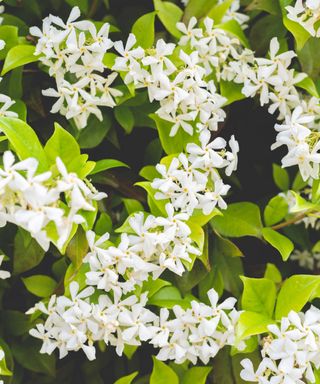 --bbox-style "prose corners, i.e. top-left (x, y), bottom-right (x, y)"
top-left (207, 0), bottom-right (233, 23)
top-left (184, 0), bottom-right (216, 21)
top-left (236, 311), bottom-right (273, 340)
top-left (148, 286), bottom-right (192, 309)
top-left (0, 117), bottom-right (49, 172)
top-left (13, 229), bottom-right (45, 274)
top-left (44, 123), bottom-right (80, 168)
top-left (142, 276), bottom-right (171, 298)
top-left (2, 45), bottom-right (39, 75)
top-left (153, 0), bottom-right (183, 38)
top-left (78, 113), bottom-right (111, 148)
top-left (131, 12), bottom-right (156, 49)
top-left (114, 372), bottom-right (138, 384)
top-left (264, 263), bottom-right (282, 284)
top-left (64, 263), bottom-right (90, 295)
top-left (206, 235), bottom-right (244, 297)
top-left (241, 276), bottom-right (277, 317)
top-left (95, 212), bottom-right (113, 235)
top-left (2, 310), bottom-right (30, 337)
top-left (216, 20), bottom-right (250, 48)
top-left (0, 25), bottom-right (18, 61)
top-left (272, 163), bottom-right (290, 191)
top-left (264, 195), bottom-right (289, 226)
top-left (296, 75), bottom-right (319, 97)
top-left (151, 113), bottom-right (200, 155)
top-left (89, 159), bottom-right (129, 175)
top-left (262, 227), bottom-right (294, 261)
top-left (249, 15), bottom-right (287, 56)
top-left (211, 202), bottom-right (263, 238)
top-left (22, 275), bottom-right (57, 298)
top-left (114, 106), bottom-right (135, 134)
top-left (135, 181), bottom-right (167, 216)
top-left (279, 0), bottom-right (310, 49)
top-left (181, 367), bottom-right (212, 384)
top-left (123, 198), bottom-right (144, 215)
top-left (66, 0), bottom-right (88, 13)
top-left (66, 227), bottom-right (89, 268)
top-left (139, 165), bottom-right (160, 181)
top-left (275, 275), bottom-right (320, 318)
top-left (150, 357), bottom-right (179, 384)
top-left (298, 37), bottom-right (320, 80)
top-left (220, 80), bottom-right (245, 105)
top-left (12, 338), bottom-right (55, 377)
top-left (246, 0), bottom-right (281, 15)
